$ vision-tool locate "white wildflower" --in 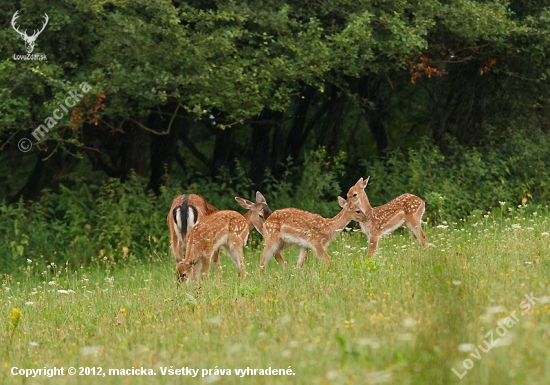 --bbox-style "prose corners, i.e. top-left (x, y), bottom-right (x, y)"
top-left (458, 343), bottom-right (475, 352)
top-left (80, 346), bottom-right (101, 356)
top-left (403, 317), bottom-right (416, 328)
top-left (486, 305), bottom-right (505, 314)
